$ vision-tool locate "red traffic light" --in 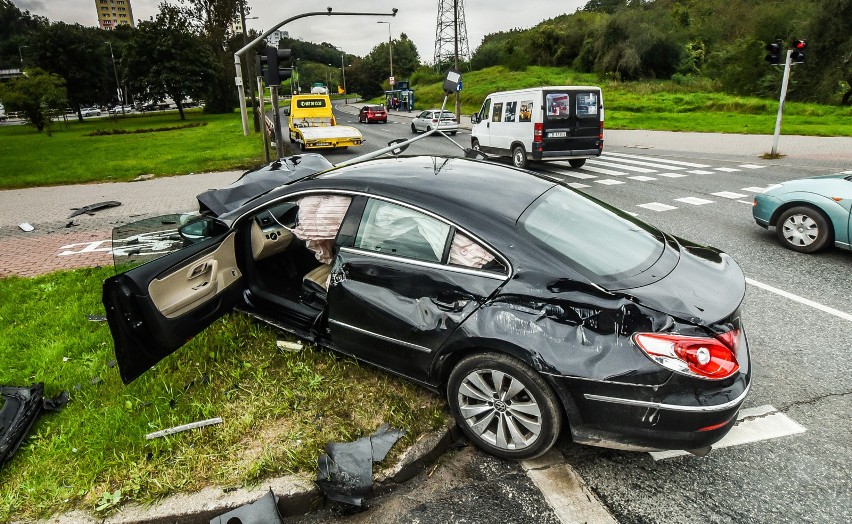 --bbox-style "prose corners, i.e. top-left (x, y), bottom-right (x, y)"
top-left (791, 39), bottom-right (807, 63)
top-left (793, 39), bottom-right (807, 50)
